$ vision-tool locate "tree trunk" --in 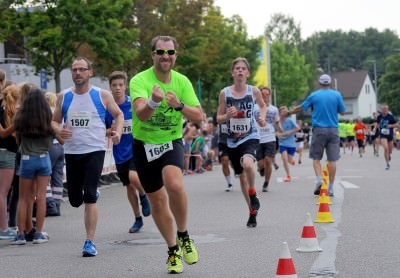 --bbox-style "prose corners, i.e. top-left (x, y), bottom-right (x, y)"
top-left (206, 89), bottom-right (211, 116)
top-left (54, 68), bottom-right (61, 93)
